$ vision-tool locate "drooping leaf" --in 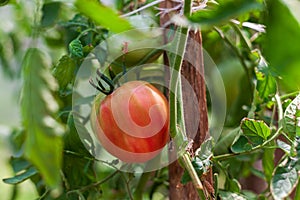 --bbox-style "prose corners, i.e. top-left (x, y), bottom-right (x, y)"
top-left (283, 93), bottom-right (300, 139)
top-left (241, 118), bottom-right (271, 145)
top-left (52, 55), bottom-right (76, 89)
top-left (3, 166), bottom-right (38, 185)
top-left (41, 2), bottom-right (61, 27)
top-left (21, 48), bottom-right (64, 188)
top-left (187, 0), bottom-right (263, 29)
top-left (262, 147), bottom-right (275, 183)
top-left (74, 0), bottom-right (132, 33)
top-left (0, 43), bottom-right (14, 78)
top-left (265, 0), bottom-right (300, 91)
